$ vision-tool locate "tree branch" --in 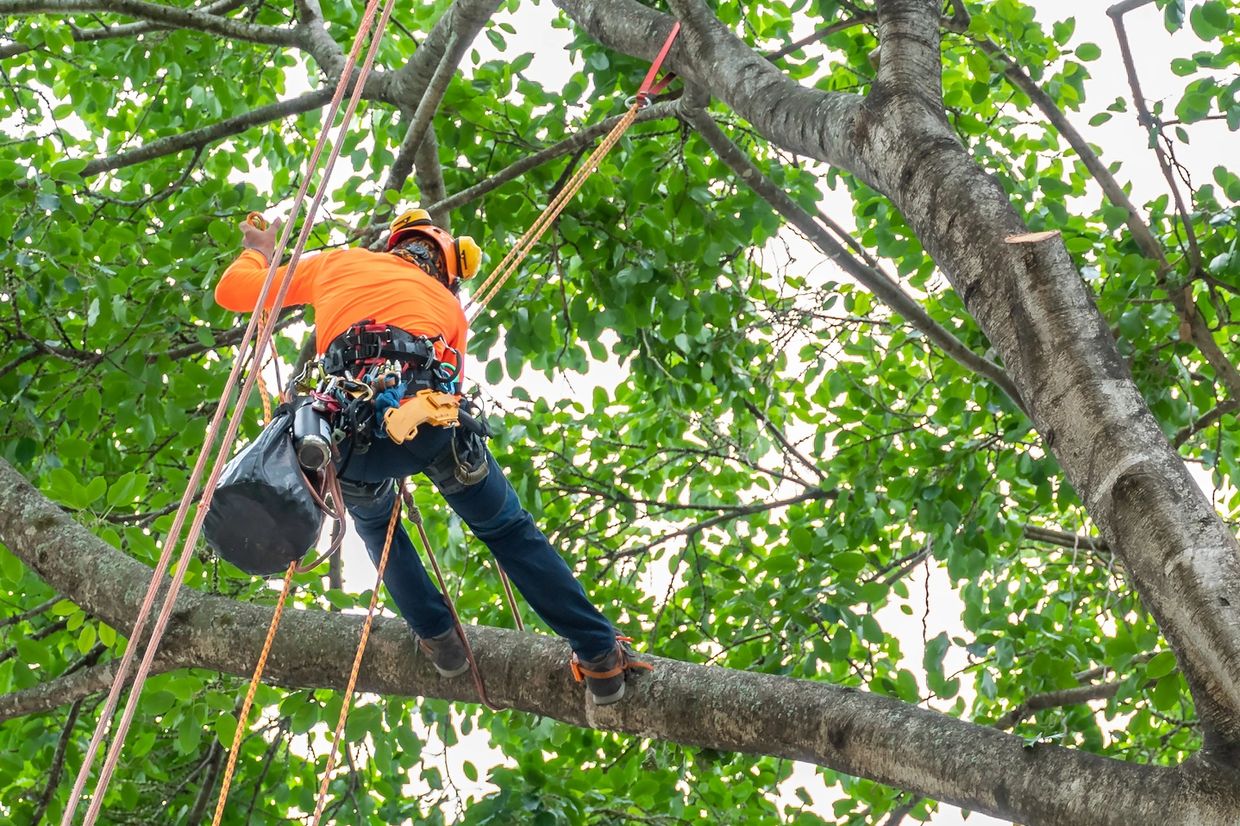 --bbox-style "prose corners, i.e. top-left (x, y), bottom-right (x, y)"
top-left (30, 697), bottom-right (86, 823)
top-left (980, 35), bottom-right (1240, 401)
top-left (1175, 399), bottom-right (1240, 448)
top-left (372, 0), bottom-right (501, 231)
top-left (427, 101), bottom-right (681, 216)
top-left (2, 456), bottom-right (1238, 824)
top-left (602, 487), bottom-right (838, 563)
top-left (0, 652), bottom-right (175, 723)
top-left (0, 0), bottom-right (302, 48)
top-left (1022, 524), bottom-right (1109, 553)
top-left (766, 16), bottom-right (873, 62)
top-left (82, 87), bottom-right (333, 177)
top-left (0, 0), bottom-right (246, 60)
top-left (0, 595), bottom-right (59, 628)
top-left (993, 681), bottom-right (1122, 731)
top-left (683, 105), bottom-right (1027, 411)
top-left (743, 399), bottom-right (827, 482)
